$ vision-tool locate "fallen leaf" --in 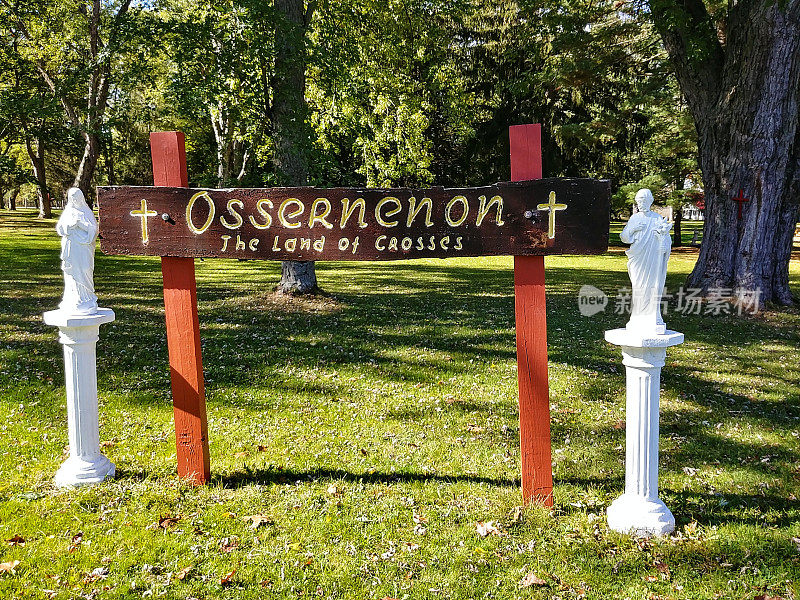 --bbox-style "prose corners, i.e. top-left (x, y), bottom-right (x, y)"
top-left (68, 532), bottom-right (83, 552)
top-left (412, 513), bottom-right (428, 525)
top-left (476, 521), bottom-right (503, 537)
top-left (175, 565), bottom-right (193, 580)
top-left (220, 568), bottom-right (236, 586)
top-left (157, 515), bottom-right (180, 530)
top-left (654, 560), bottom-right (670, 580)
top-left (0, 561), bottom-right (19, 574)
top-left (219, 537), bottom-right (240, 553)
top-left (100, 440), bottom-right (116, 448)
top-left (243, 515), bottom-right (274, 530)
top-left (257, 445), bottom-right (268, 452)
top-left (520, 572), bottom-right (547, 587)
top-left (235, 452), bottom-right (248, 458)
top-left (511, 506), bottom-right (523, 524)
top-left (613, 420), bottom-right (626, 430)
top-left (326, 484), bottom-right (341, 496)
top-left (6, 535), bottom-right (25, 546)
top-left (466, 423), bottom-right (484, 433)
top-left (83, 567), bottom-right (109, 583)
